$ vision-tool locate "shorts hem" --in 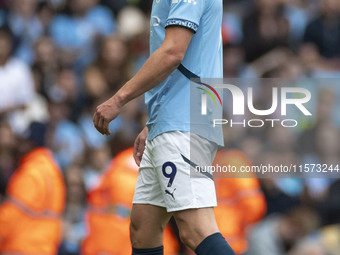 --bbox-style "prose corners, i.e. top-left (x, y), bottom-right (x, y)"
top-left (132, 201), bottom-right (217, 213)
top-left (132, 200), bottom-right (166, 208)
top-left (166, 203), bottom-right (217, 213)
